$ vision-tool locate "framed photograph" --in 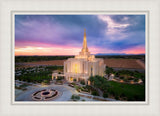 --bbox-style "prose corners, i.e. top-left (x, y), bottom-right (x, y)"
top-left (13, 12), bottom-right (147, 104)
top-left (0, 0), bottom-right (160, 116)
